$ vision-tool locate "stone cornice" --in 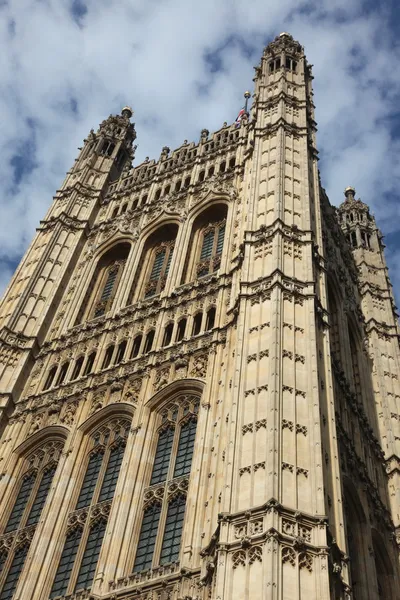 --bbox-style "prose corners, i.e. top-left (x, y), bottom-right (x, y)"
top-left (37, 212), bottom-right (88, 232)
